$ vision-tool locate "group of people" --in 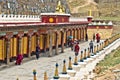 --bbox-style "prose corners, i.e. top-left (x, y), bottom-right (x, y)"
top-left (69, 39), bottom-right (94, 57)
top-left (15, 33), bottom-right (100, 65)
top-left (68, 33), bottom-right (99, 57)
top-left (90, 33), bottom-right (101, 54)
top-left (68, 38), bottom-right (80, 56)
top-left (15, 45), bottom-right (41, 65)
